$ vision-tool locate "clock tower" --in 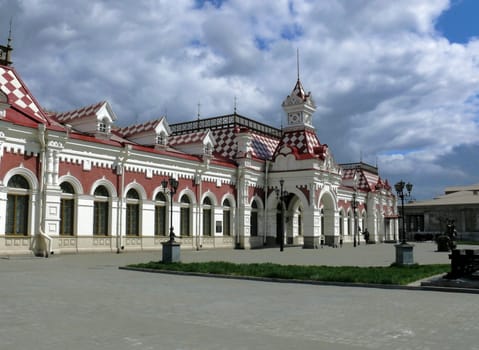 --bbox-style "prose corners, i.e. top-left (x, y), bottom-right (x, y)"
top-left (281, 78), bottom-right (316, 130)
